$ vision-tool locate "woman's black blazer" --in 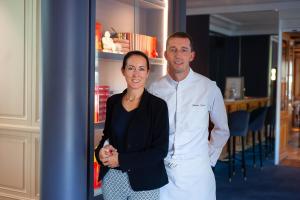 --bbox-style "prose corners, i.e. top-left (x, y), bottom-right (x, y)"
top-left (95, 89), bottom-right (169, 191)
